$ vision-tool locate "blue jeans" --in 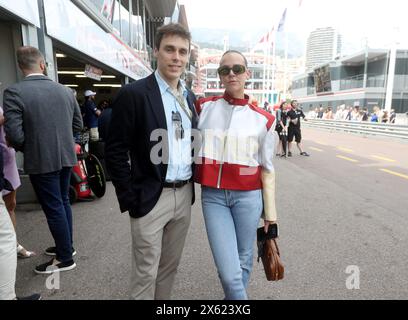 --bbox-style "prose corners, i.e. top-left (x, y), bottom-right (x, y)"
top-left (201, 187), bottom-right (263, 300)
top-left (29, 167), bottom-right (73, 263)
